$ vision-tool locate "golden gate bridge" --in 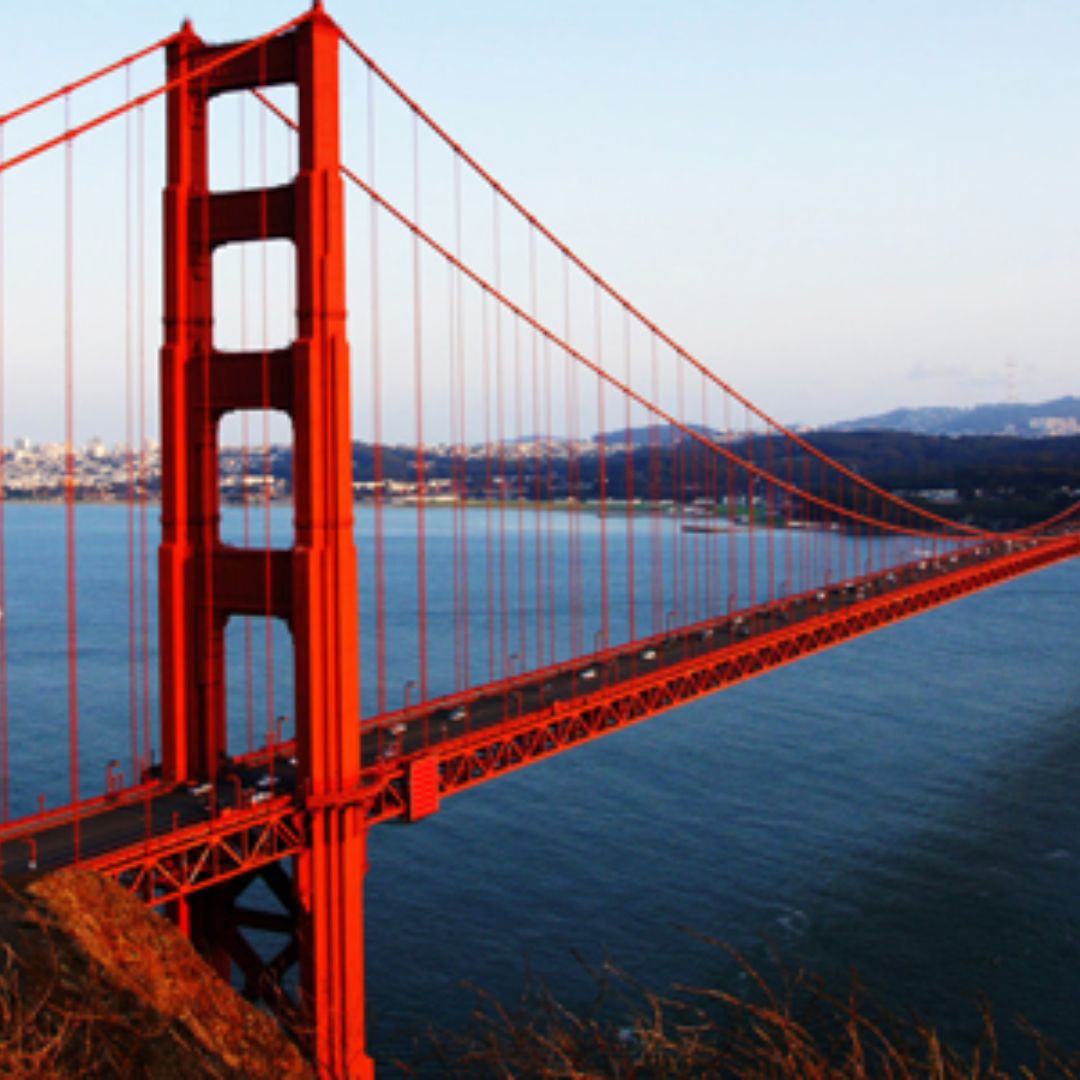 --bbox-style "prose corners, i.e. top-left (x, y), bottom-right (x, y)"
top-left (0, 5), bottom-right (1077, 1076)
